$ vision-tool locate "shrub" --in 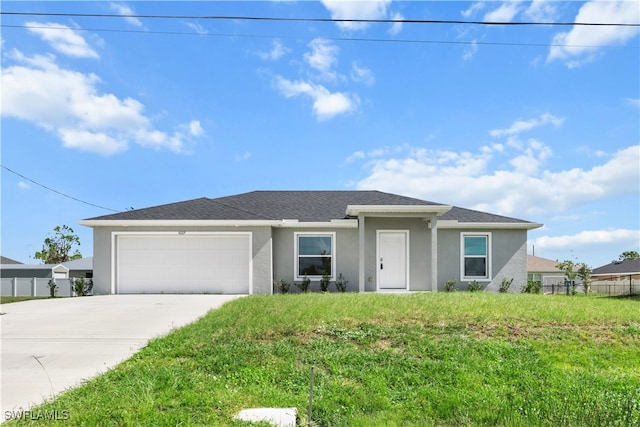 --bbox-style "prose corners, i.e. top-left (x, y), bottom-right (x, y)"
top-left (335, 273), bottom-right (349, 293)
top-left (467, 280), bottom-right (483, 292)
top-left (274, 279), bottom-right (290, 294)
top-left (499, 277), bottom-right (514, 293)
top-left (521, 280), bottom-right (542, 294)
top-left (444, 279), bottom-right (457, 292)
top-left (320, 271), bottom-right (331, 292)
top-left (72, 277), bottom-right (93, 296)
top-left (295, 275), bottom-right (311, 293)
top-left (47, 278), bottom-right (58, 298)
